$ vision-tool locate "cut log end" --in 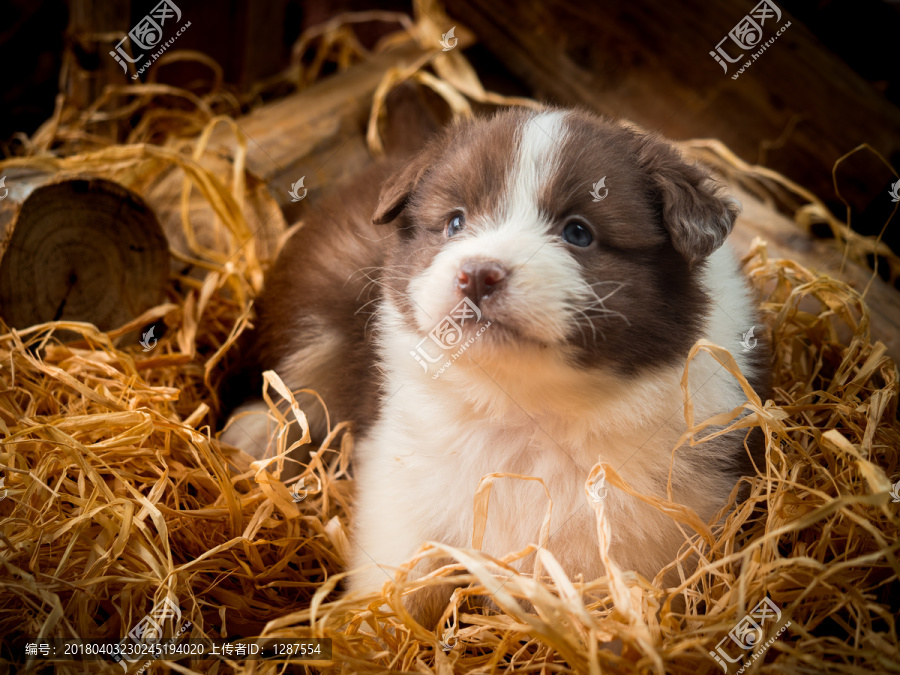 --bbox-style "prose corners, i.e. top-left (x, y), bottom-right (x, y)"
top-left (0, 178), bottom-right (169, 333)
